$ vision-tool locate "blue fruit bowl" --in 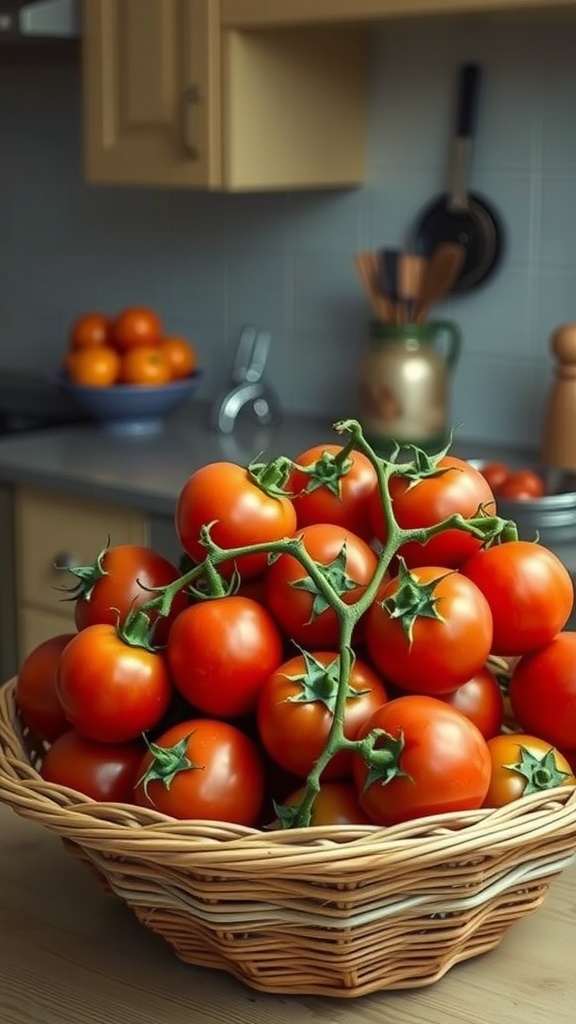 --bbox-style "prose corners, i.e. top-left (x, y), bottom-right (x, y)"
top-left (54, 372), bottom-right (202, 436)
